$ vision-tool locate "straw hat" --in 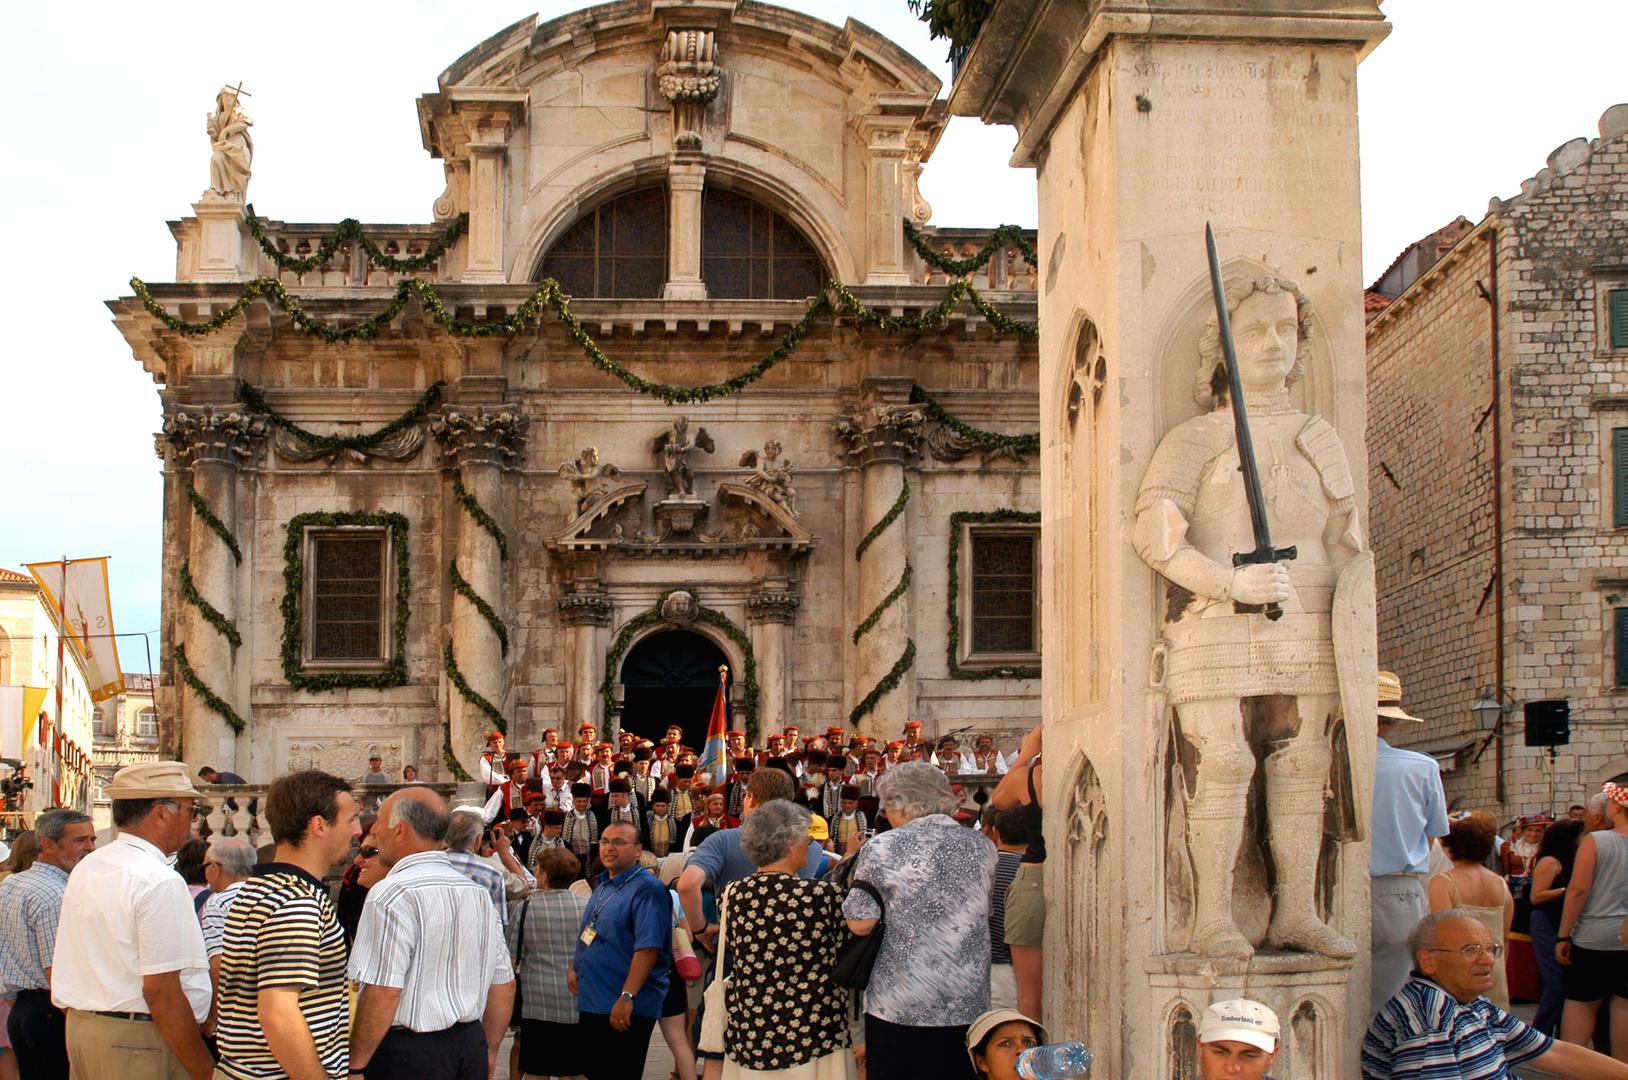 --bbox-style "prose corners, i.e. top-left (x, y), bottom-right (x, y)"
top-left (105, 761), bottom-right (204, 801)
top-left (1377, 671), bottom-right (1423, 723)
